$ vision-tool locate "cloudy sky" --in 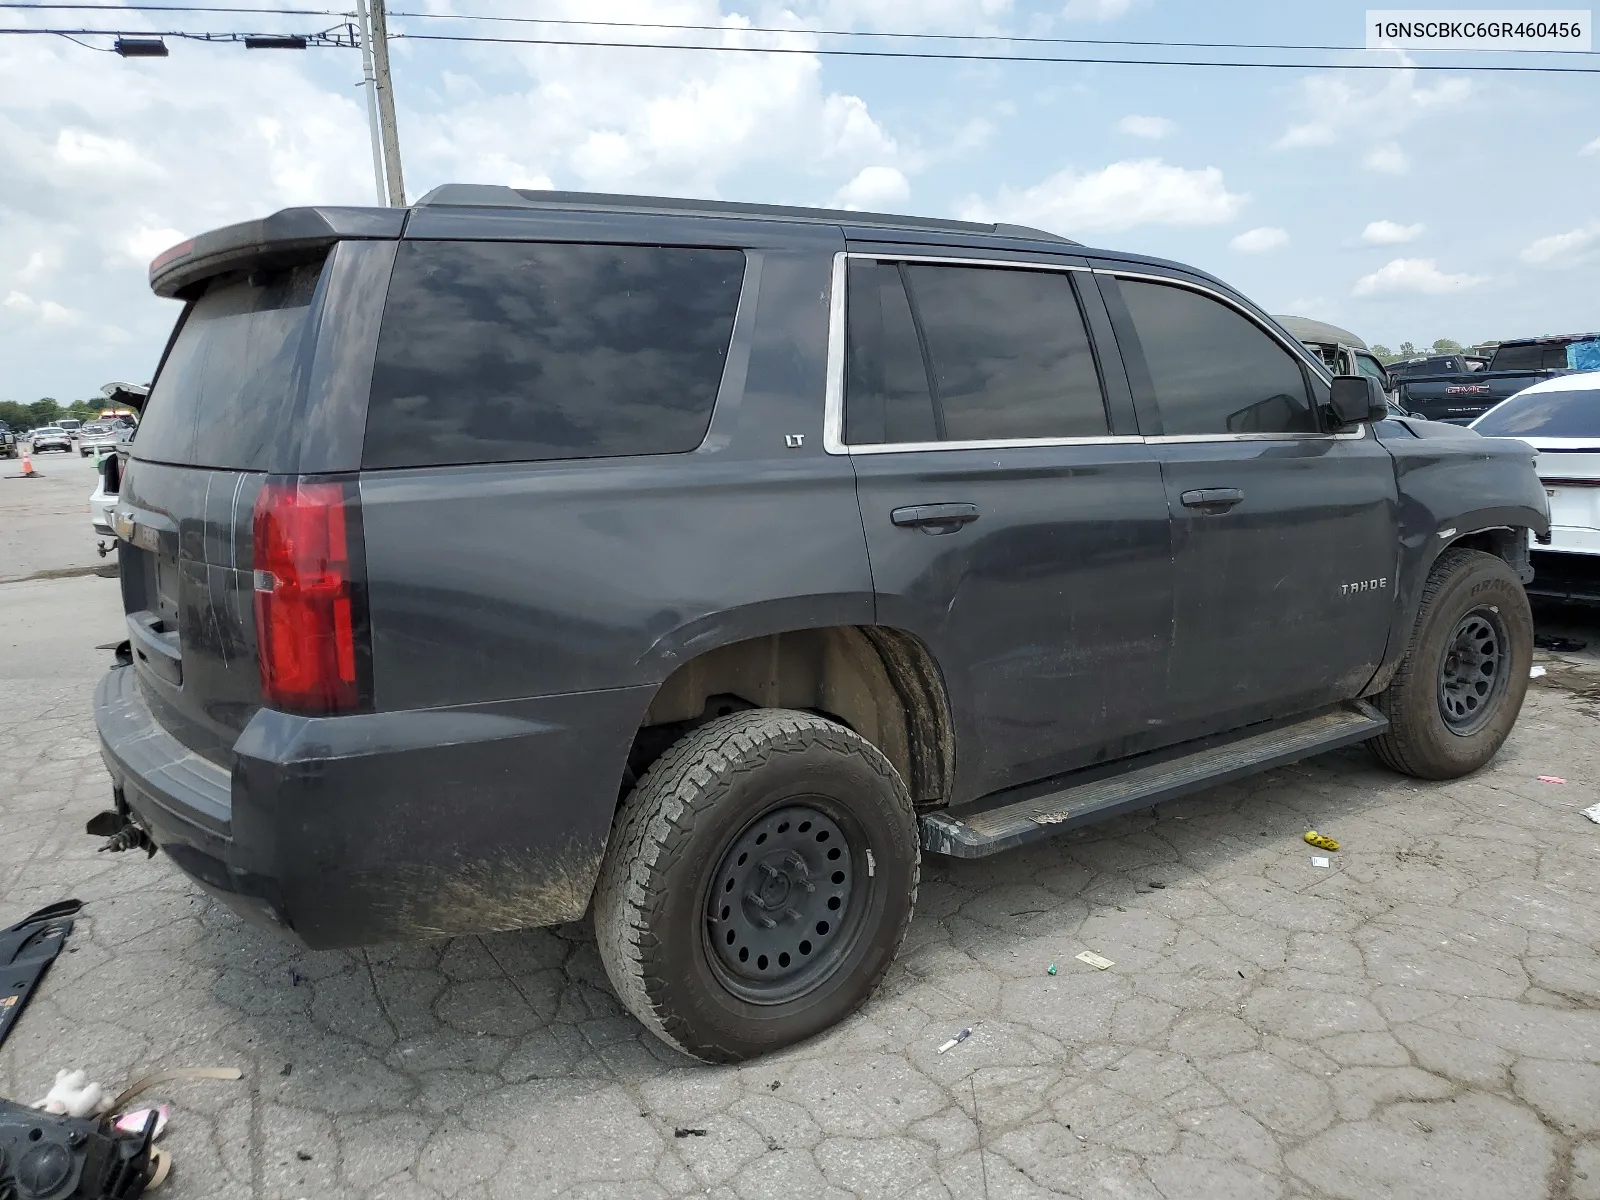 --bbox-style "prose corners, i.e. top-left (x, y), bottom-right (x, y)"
top-left (1, 0), bottom-right (1596, 402)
